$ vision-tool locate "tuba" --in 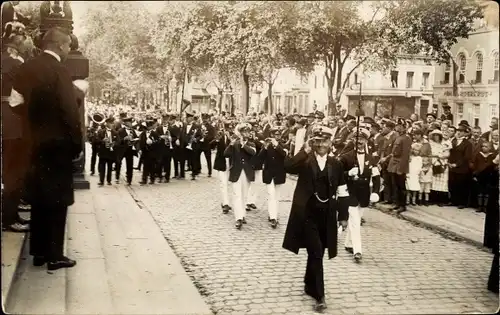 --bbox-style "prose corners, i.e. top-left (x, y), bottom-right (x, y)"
top-left (92, 112), bottom-right (105, 124)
